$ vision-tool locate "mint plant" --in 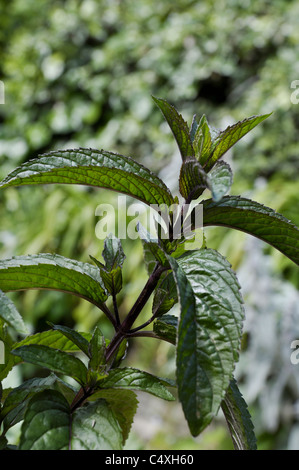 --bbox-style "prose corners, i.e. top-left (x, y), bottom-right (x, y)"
top-left (0, 97), bottom-right (298, 450)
